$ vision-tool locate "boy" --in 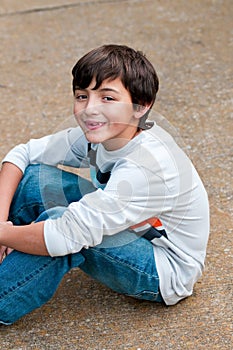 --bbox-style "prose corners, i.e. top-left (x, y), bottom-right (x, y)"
top-left (0, 44), bottom-right (209, 325)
